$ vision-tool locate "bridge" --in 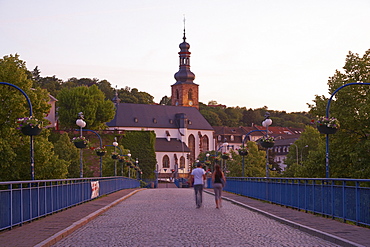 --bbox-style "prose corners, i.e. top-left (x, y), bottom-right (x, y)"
top-left (0, 178), bottom-right (370, 246)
